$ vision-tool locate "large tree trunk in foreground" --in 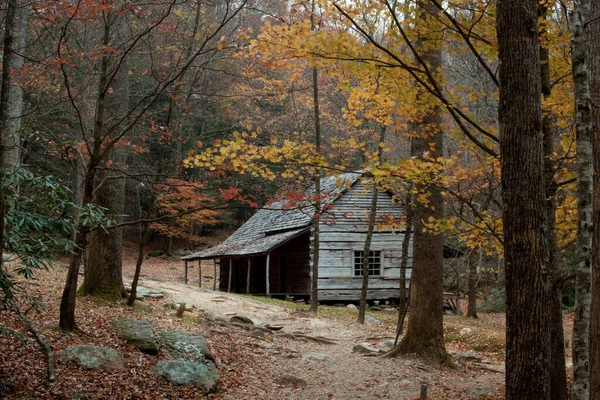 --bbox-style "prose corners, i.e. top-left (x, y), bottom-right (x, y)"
top-left (3, 0), bottom-right (28, 168)
top-left (587, 0), bottom-right (600, 396)
top-left (496, 0), bottom-right (551, 398)
top-left (84, 145), bottom-right (127, 299)
top-left (570, 0), bottom-right (594, 397)
top-left (393, 2), bottom-right (446, 363)
top-left (0, 0), bottom-right (18, 274)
